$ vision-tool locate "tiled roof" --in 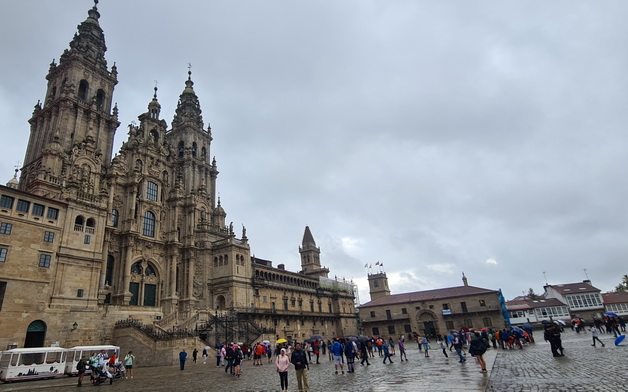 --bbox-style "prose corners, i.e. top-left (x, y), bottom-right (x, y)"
top-left (548, 282), bottom-right (600, 294)
top-left (506, 298), bottom-right (567, 309)
top-left (601, 291), bottom-right (628, 305)
top-left (359, 285), bottom-right (498, 308)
